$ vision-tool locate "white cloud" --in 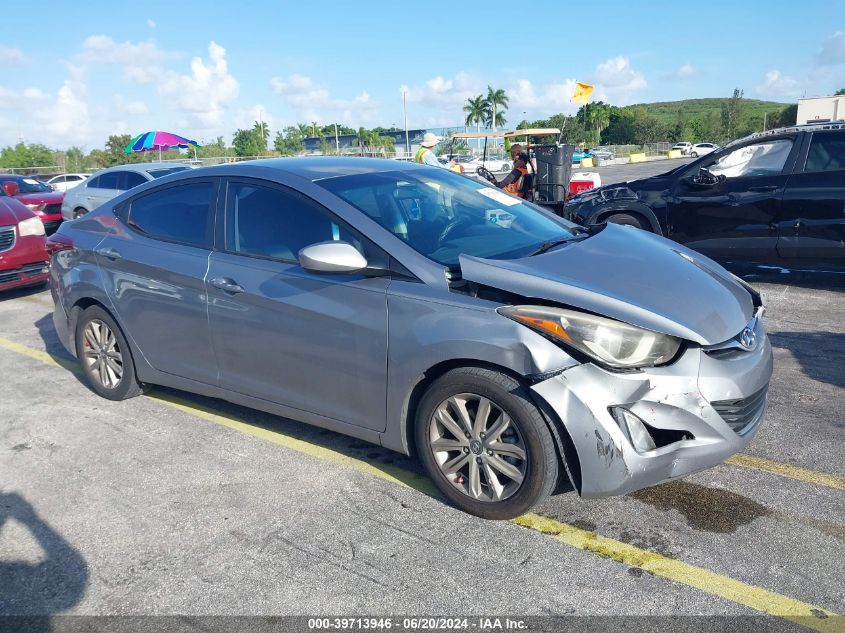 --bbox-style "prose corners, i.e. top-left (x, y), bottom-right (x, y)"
top-left (756, 70), bottom-right (801, 98)
top-left (112, 95), bottom-right (149, 116)
top-left (664, 63), bottom-right (700, 80)
top-left (400, 72), bottom-right (483, 110)
top-left (158, 41), bottom-right (240, 130)
top-left (31, 65), bottom-right (91, 146)
top-left (147, 19), bottom-right (156, 29)
top-left (816, 31), bottom-right (845, 66)
top-left (591, 56), bottom-right (647, 104)
top-left (0, 47), bottom-right (24, 65)
top-left (508, 79), bottom-right (580, 117)
top-left (271, 74), bottom-right (380, 126)
top-left (80, 35), bottom-right (169, 84)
